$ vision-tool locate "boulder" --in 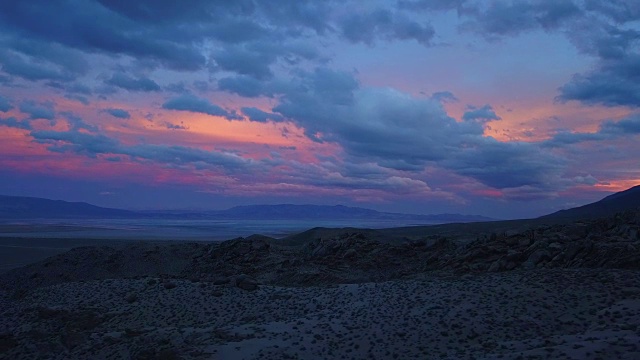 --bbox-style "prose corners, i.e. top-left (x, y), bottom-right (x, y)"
top-left (233, 274), bottom-right (258, 291)
top-left (488, 260), bottom-right (503, 272)
top-left (527, 250), bottom-right (551, 265)
top-left (343, 248), bottom-right (357, 259)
